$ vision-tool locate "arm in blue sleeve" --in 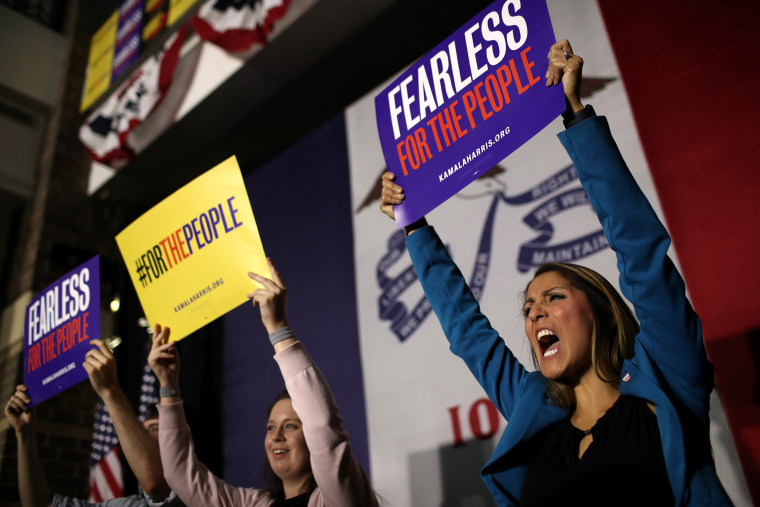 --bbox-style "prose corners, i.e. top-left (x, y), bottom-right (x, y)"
top-left (406, 226), bottom-right (529, 419)
top-left (558, 116), bottom-right (713, 398)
